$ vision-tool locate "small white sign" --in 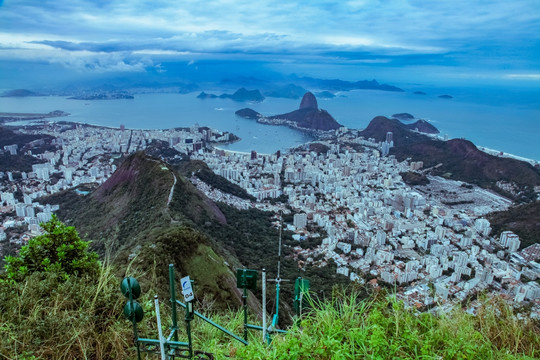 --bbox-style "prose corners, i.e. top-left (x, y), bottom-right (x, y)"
top-left (181, 276), bottom-right (194, 302)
